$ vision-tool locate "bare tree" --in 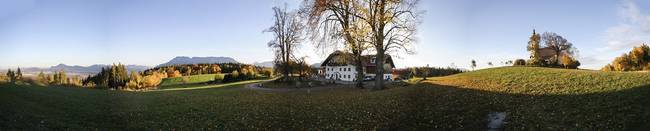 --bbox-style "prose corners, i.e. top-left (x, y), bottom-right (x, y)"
top-left (357, 0), bottom-right (422, 90)
top-left (305, 0), bottom-right (371, 88)
top-left (541, 32), bottom-right (575, 66)
top-left (265, 5), bottom-right (305, 81)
